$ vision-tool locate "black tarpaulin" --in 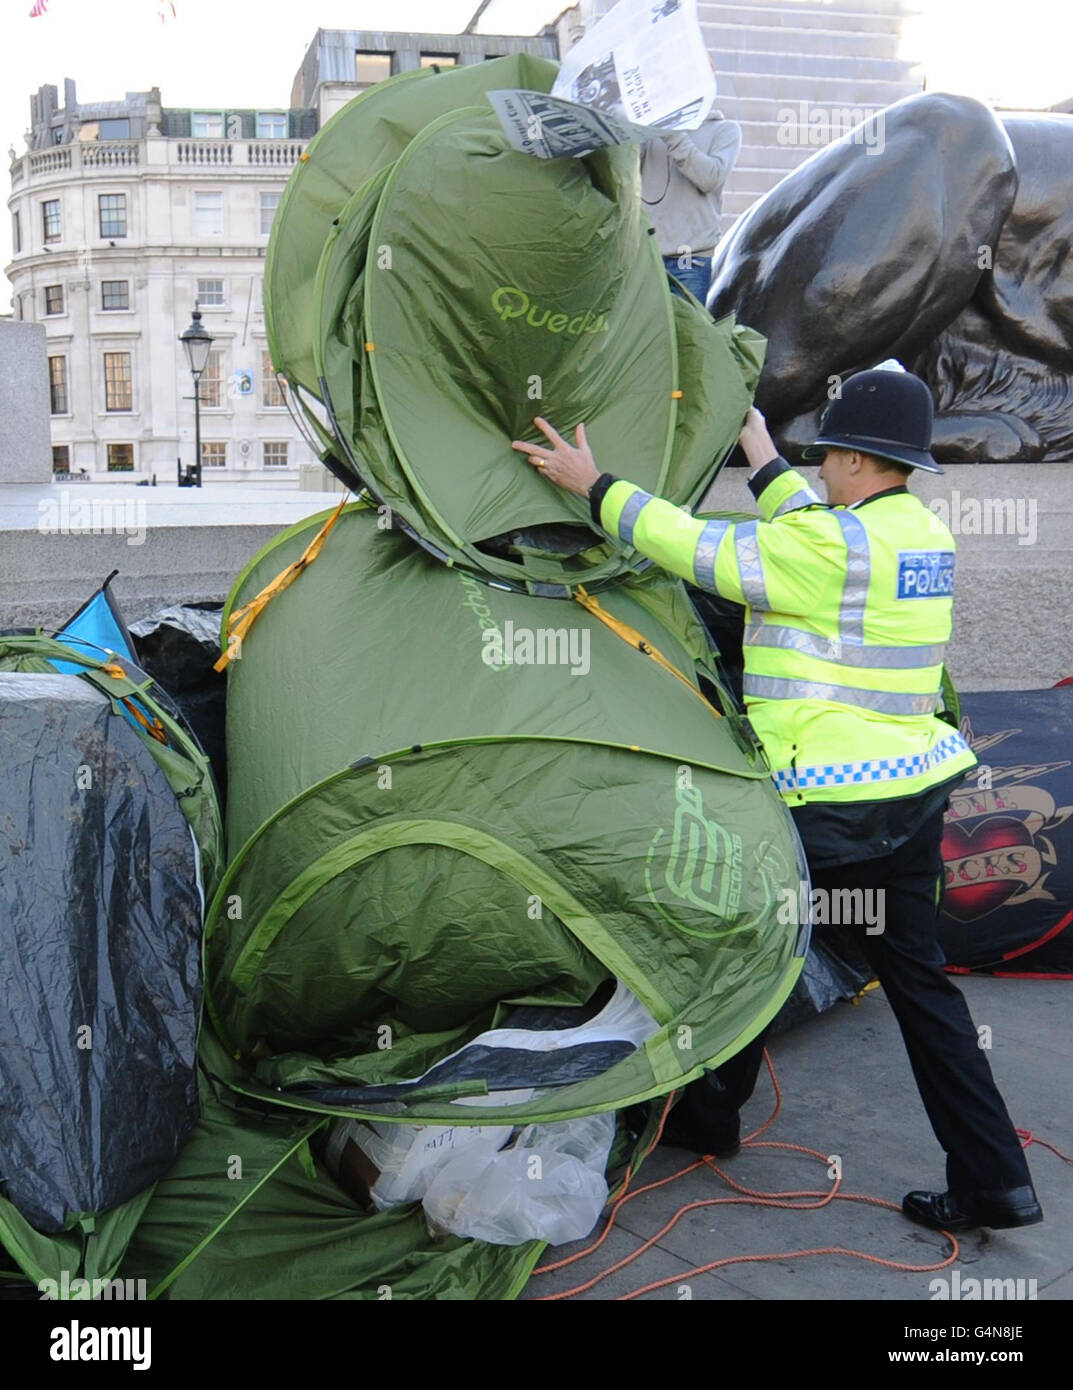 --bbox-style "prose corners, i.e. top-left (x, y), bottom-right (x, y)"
top-left (0, 672), bottom-right (202, 1233)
